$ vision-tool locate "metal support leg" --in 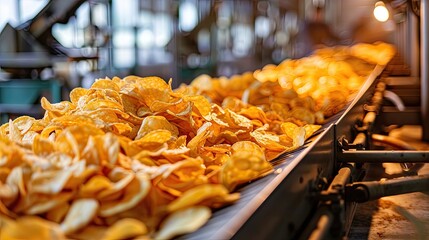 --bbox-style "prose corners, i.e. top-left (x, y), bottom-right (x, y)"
top-left (421, 0), bottom-right (429, 141)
